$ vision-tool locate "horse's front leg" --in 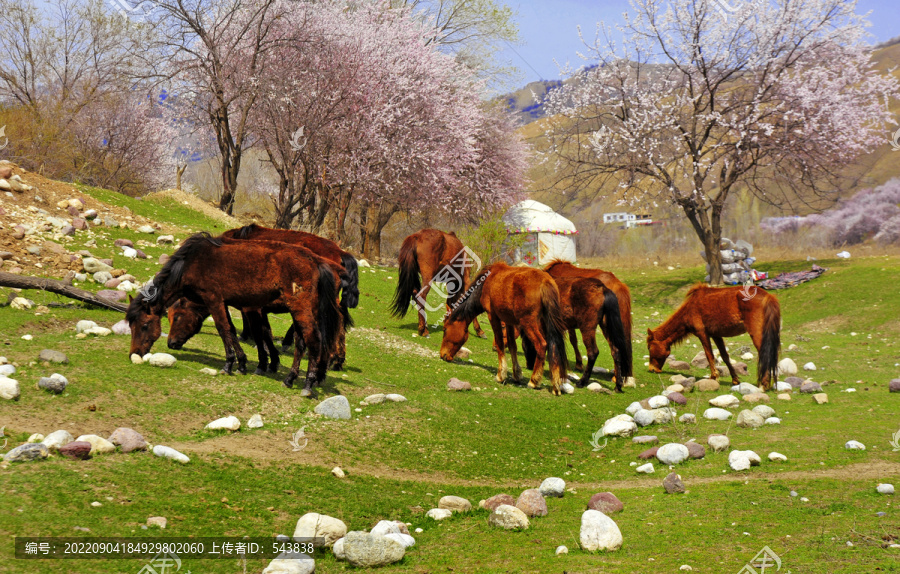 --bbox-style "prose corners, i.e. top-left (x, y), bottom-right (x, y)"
top-left (696, 331), bottom-right (718, 380)
top-left (209, 302), bottom-right (246, 375)
top-left (522, 323), bottom-right (548, 392)
top-left (328, 308), bottom-right (346, 371)
top-left (489, 315), bottom-right (507, 383)
top-left (713, 336), bottom-right (739, 385)
top-left (261, 312), bottom-right (280, 373)
top-left (569, 328), bottom-right (583, 371)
